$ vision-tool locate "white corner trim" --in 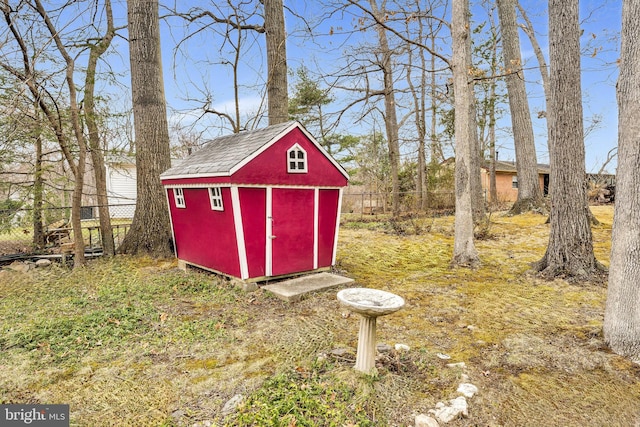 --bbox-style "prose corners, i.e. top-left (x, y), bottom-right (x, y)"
top-left (331, 188), bottom-right (344, 266)
top-left (231, 186), bottom-right (249, 279)
top-left (165, 188), bottom-right (178, 258)
top-left (265, 187), bottom-right (273, 277)
top-left (313, 188), bottom-right (319, 270)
